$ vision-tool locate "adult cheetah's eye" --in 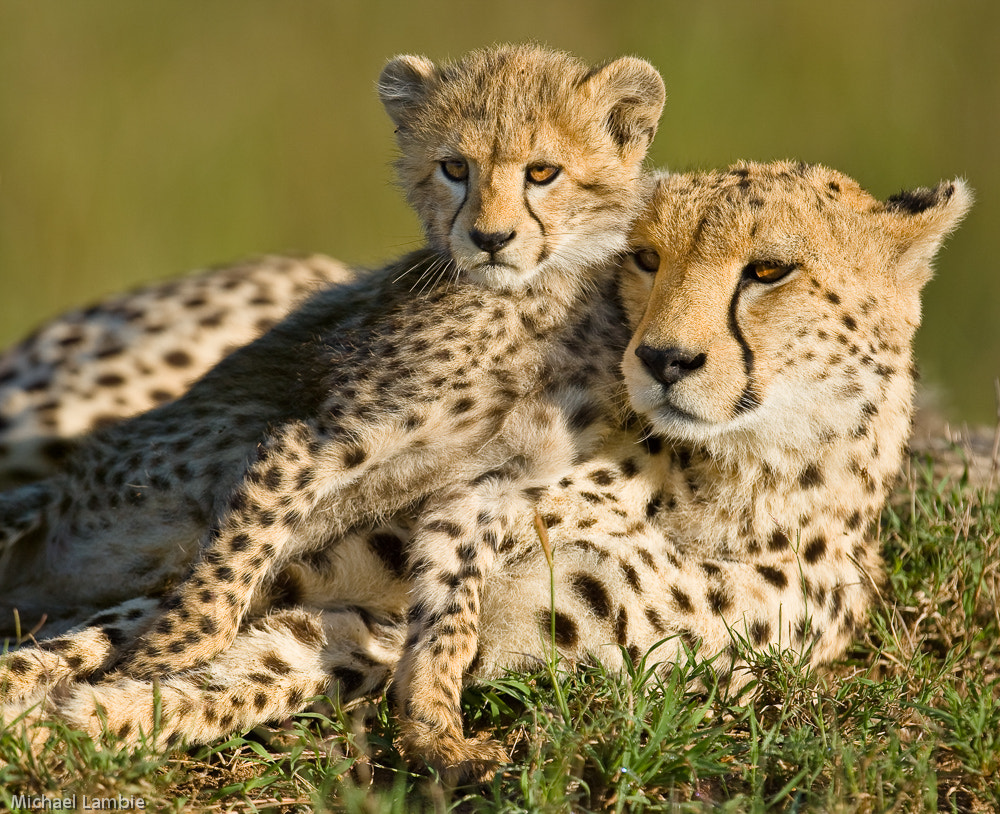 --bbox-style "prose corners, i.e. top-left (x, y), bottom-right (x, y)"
top-left (440, 159), bottom-right (468, 182)
top-left (526, 164), bottom-right (561, 185)
top-left (743, 261), bottom-right (796, 284)
top-left (632, 248), bottom-right (661, 273)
